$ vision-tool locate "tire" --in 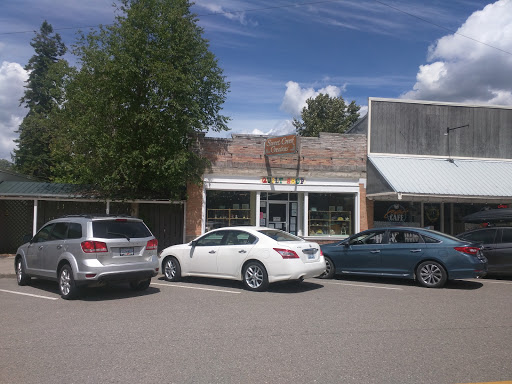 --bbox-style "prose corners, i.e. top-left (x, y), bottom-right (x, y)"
top-left (59, 264), bottom-right (79, 300)
top-left (242, 261), bottom-right (269, 292)
top-left (130, 278), bottom-right (151, 291)
top-left (416, 261), bottom-right (447, 288)
top-left (163, 257), bottom-right (181, 282)
top-left (318, 256), bottom-right (335, 279)
top-left (15, 257), bottom-right (30, 286)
